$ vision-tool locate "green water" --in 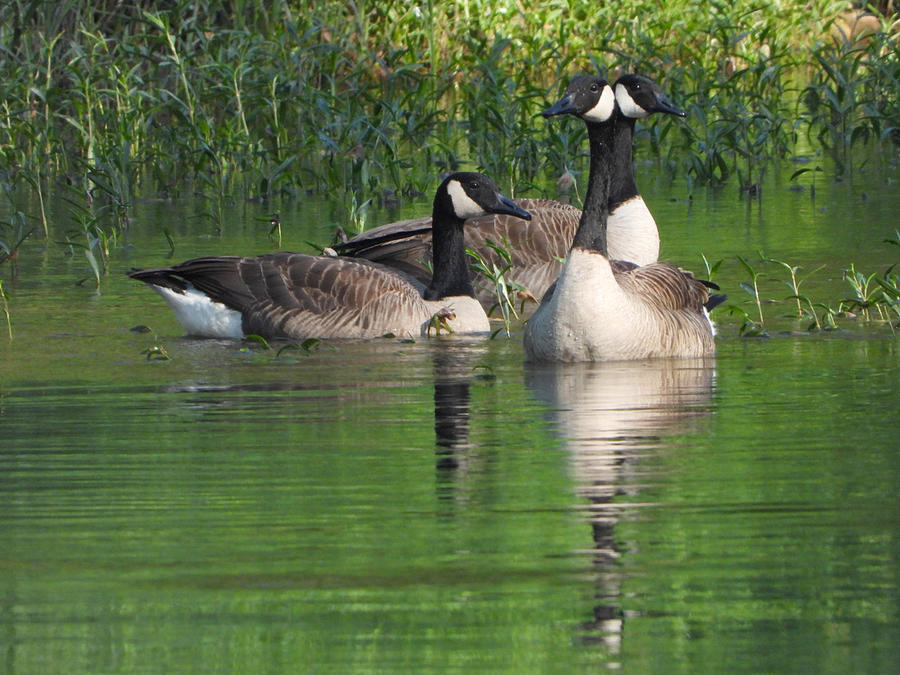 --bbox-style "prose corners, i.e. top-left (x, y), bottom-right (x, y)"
top-left (1, 162), bottom-right (899, 673)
